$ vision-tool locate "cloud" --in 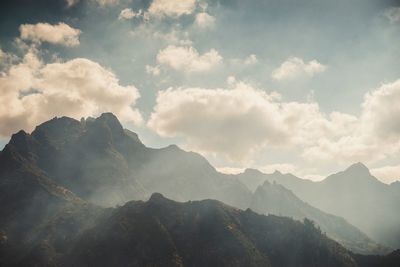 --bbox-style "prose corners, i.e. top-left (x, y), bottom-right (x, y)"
top-left (19, 22), bottom-right (81, 47)
top-left (119, 8), bottom-right (140, 20)
top-left (302, 79), bottom-right (400, 164)
top-left (0, 50), bottom-right (142, 137)
top-left (371, 165), bottom-right (400, 184)
top-left (148, 0), bottom-right (196, 18)
top-left (0, 48), bottom-right (17, 71)
top-left (195, 12), bottom-right (216, 28)
top-left (271, 57), bottom-right (326, 81)
top-left (244, 54), bottom-right (258, 65)
top-left (216, 167), bottom-right (245, 175)
top-left (66, 0), bottom-right (79, 7)
top-left (384, 7), bottom-right (400, 23)
top-left (148, 83), bottom-right (286, 160)
top-left (148, 82), bottom-right (353, 161)
top-left (147, 77), bottom-right (400, 165)
top-left (361, 79), bottom-right (400, 141)
top-left (96, 0), bottom-right (119, 7)
top-left (145, 65), bottom-right (161, 76)
top-left (157, 45), bottom-right (222, 73)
